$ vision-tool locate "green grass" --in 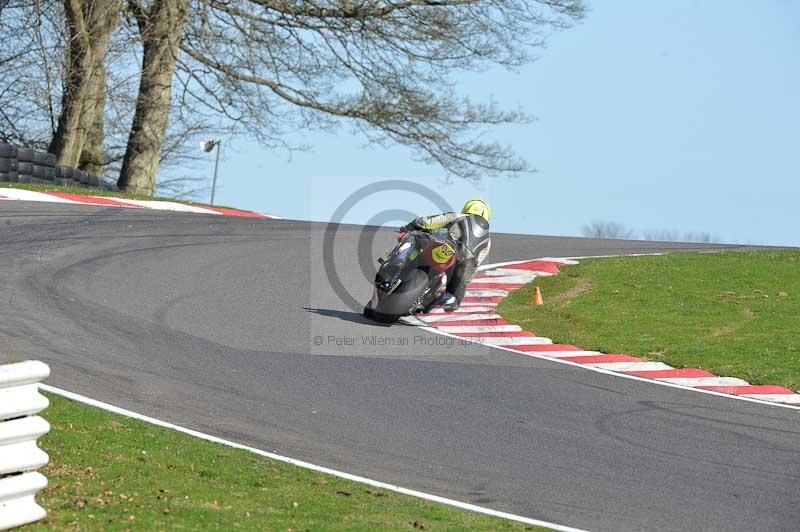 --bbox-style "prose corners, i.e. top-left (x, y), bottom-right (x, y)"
top-left (30, 394), bottom-right (546, 531)
top-left (497, 250), bottom-right (800, 391)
